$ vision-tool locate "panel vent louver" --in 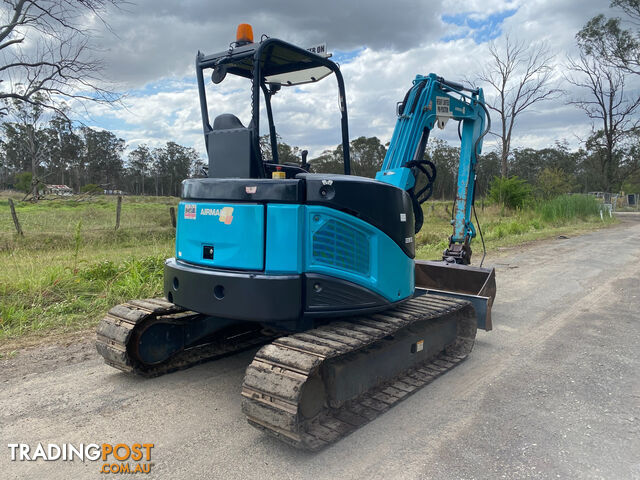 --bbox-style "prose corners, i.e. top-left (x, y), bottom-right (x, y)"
top-left (312, 219), bottom-right (370, 275)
